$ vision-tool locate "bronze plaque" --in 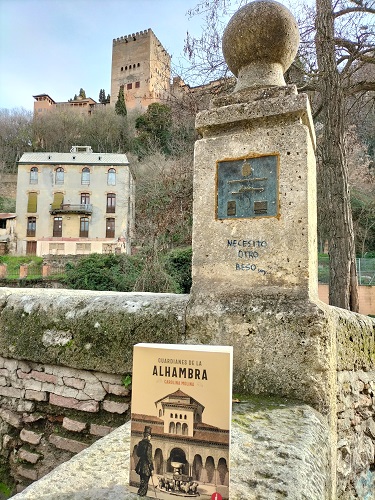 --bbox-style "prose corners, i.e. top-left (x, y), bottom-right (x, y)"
top-left (217, 154), bottom-right (279, 219)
